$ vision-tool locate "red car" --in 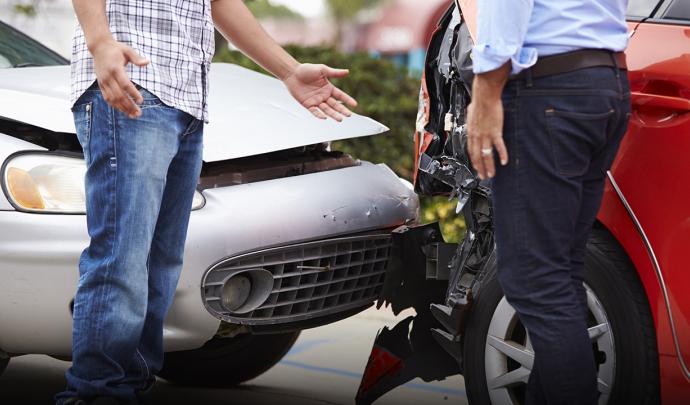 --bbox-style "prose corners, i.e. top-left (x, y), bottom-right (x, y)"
top-left (357, 1), bottom-right (690, 404)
